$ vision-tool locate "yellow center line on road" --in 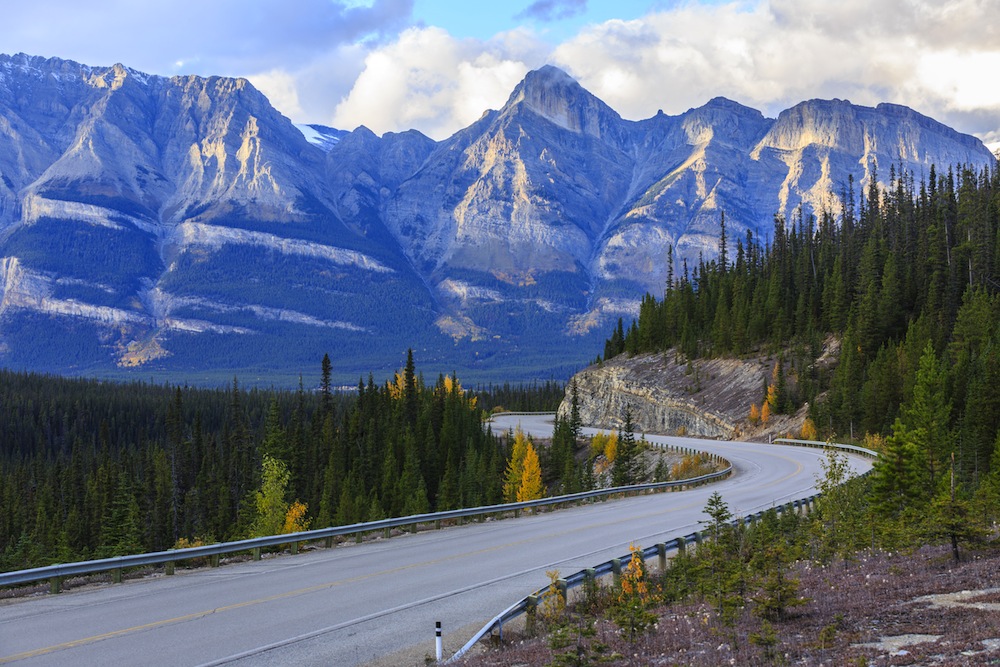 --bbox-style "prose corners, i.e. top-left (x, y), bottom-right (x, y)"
top-left (1, 531), bottom-right (546, 664)
top-left (3, 446), bottom-right (823, 663)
